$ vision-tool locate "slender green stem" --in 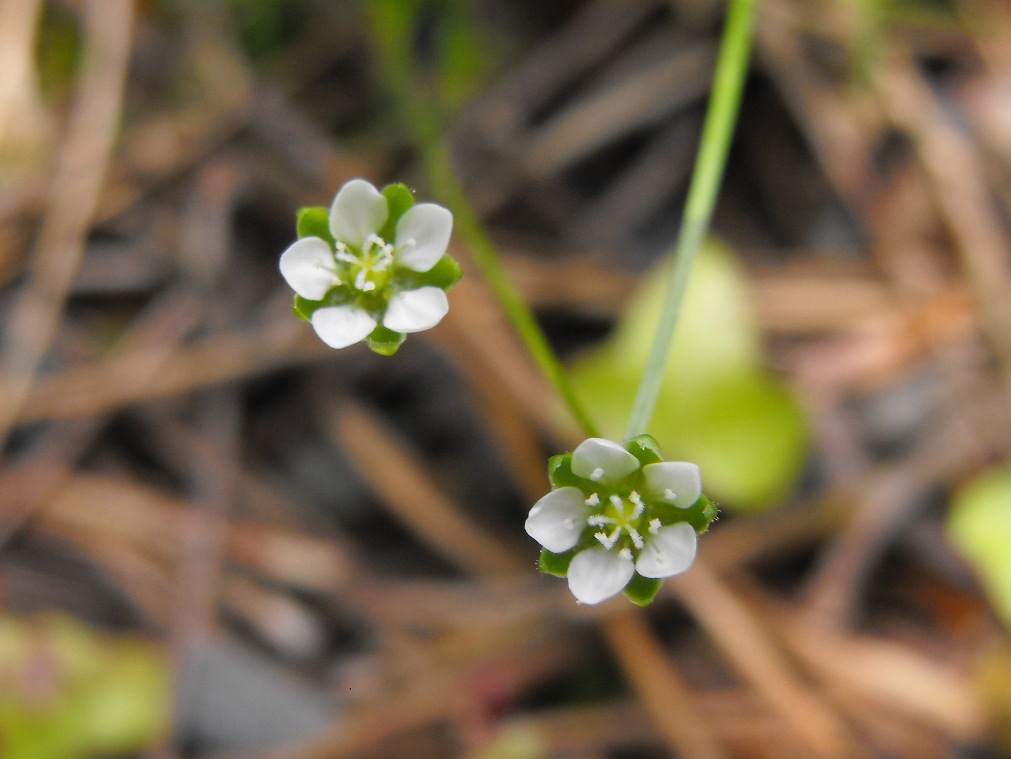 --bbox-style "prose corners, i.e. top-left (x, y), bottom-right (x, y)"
top-left (370, 2), bottom-right (599, 438)
top-left (623, 0), bottom-right (756, 441)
